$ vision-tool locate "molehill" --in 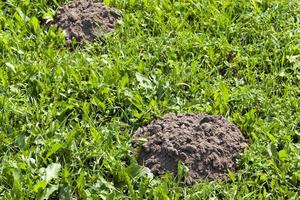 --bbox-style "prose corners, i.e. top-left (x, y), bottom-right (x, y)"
top-left (133, 113), bottom-right (248, 185)
top-left (54, 0), bottom-right (121, 43)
